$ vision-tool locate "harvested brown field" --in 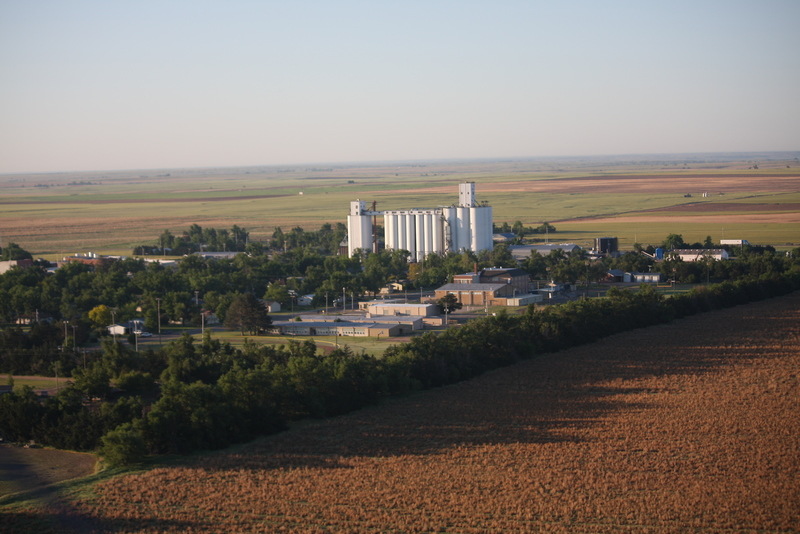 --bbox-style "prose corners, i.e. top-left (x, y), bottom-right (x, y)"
top-left (0, 446), bottom-right (96, 498)
top-left (382, 172), bottom-right (800, 195)
top-left (561, 212), bottom-right (800, 225)
top-left (59, 293), bottom-right (800, 532)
